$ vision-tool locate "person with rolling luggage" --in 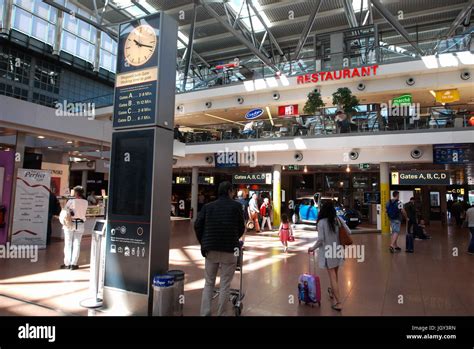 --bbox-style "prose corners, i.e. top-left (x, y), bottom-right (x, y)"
top-left (308, 201), bottom-right (348, 311)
